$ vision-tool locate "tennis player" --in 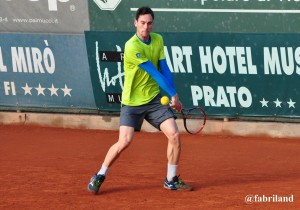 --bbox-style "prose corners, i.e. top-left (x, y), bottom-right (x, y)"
top-left (88, 6), bottom-right (192, 193)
